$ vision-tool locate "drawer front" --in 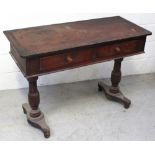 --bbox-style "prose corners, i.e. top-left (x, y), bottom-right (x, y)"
top-left (40, 37), bottom-right (145, 73)
top-left (96, 38), bottom-right (145, 60)
top-left (40, 48), bottom-right (93, 72)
